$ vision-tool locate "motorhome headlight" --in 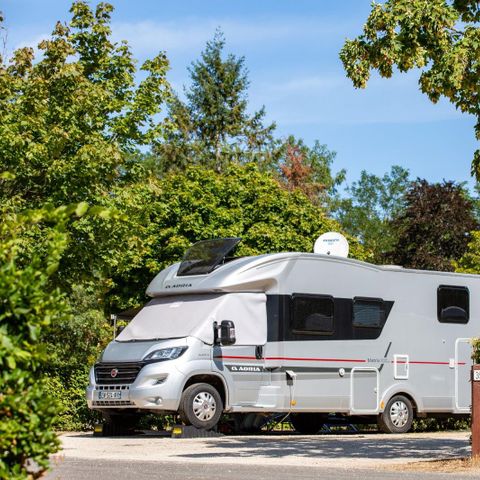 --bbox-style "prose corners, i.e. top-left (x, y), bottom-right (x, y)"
top-left (143, 346), bottom-right (187, 362)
